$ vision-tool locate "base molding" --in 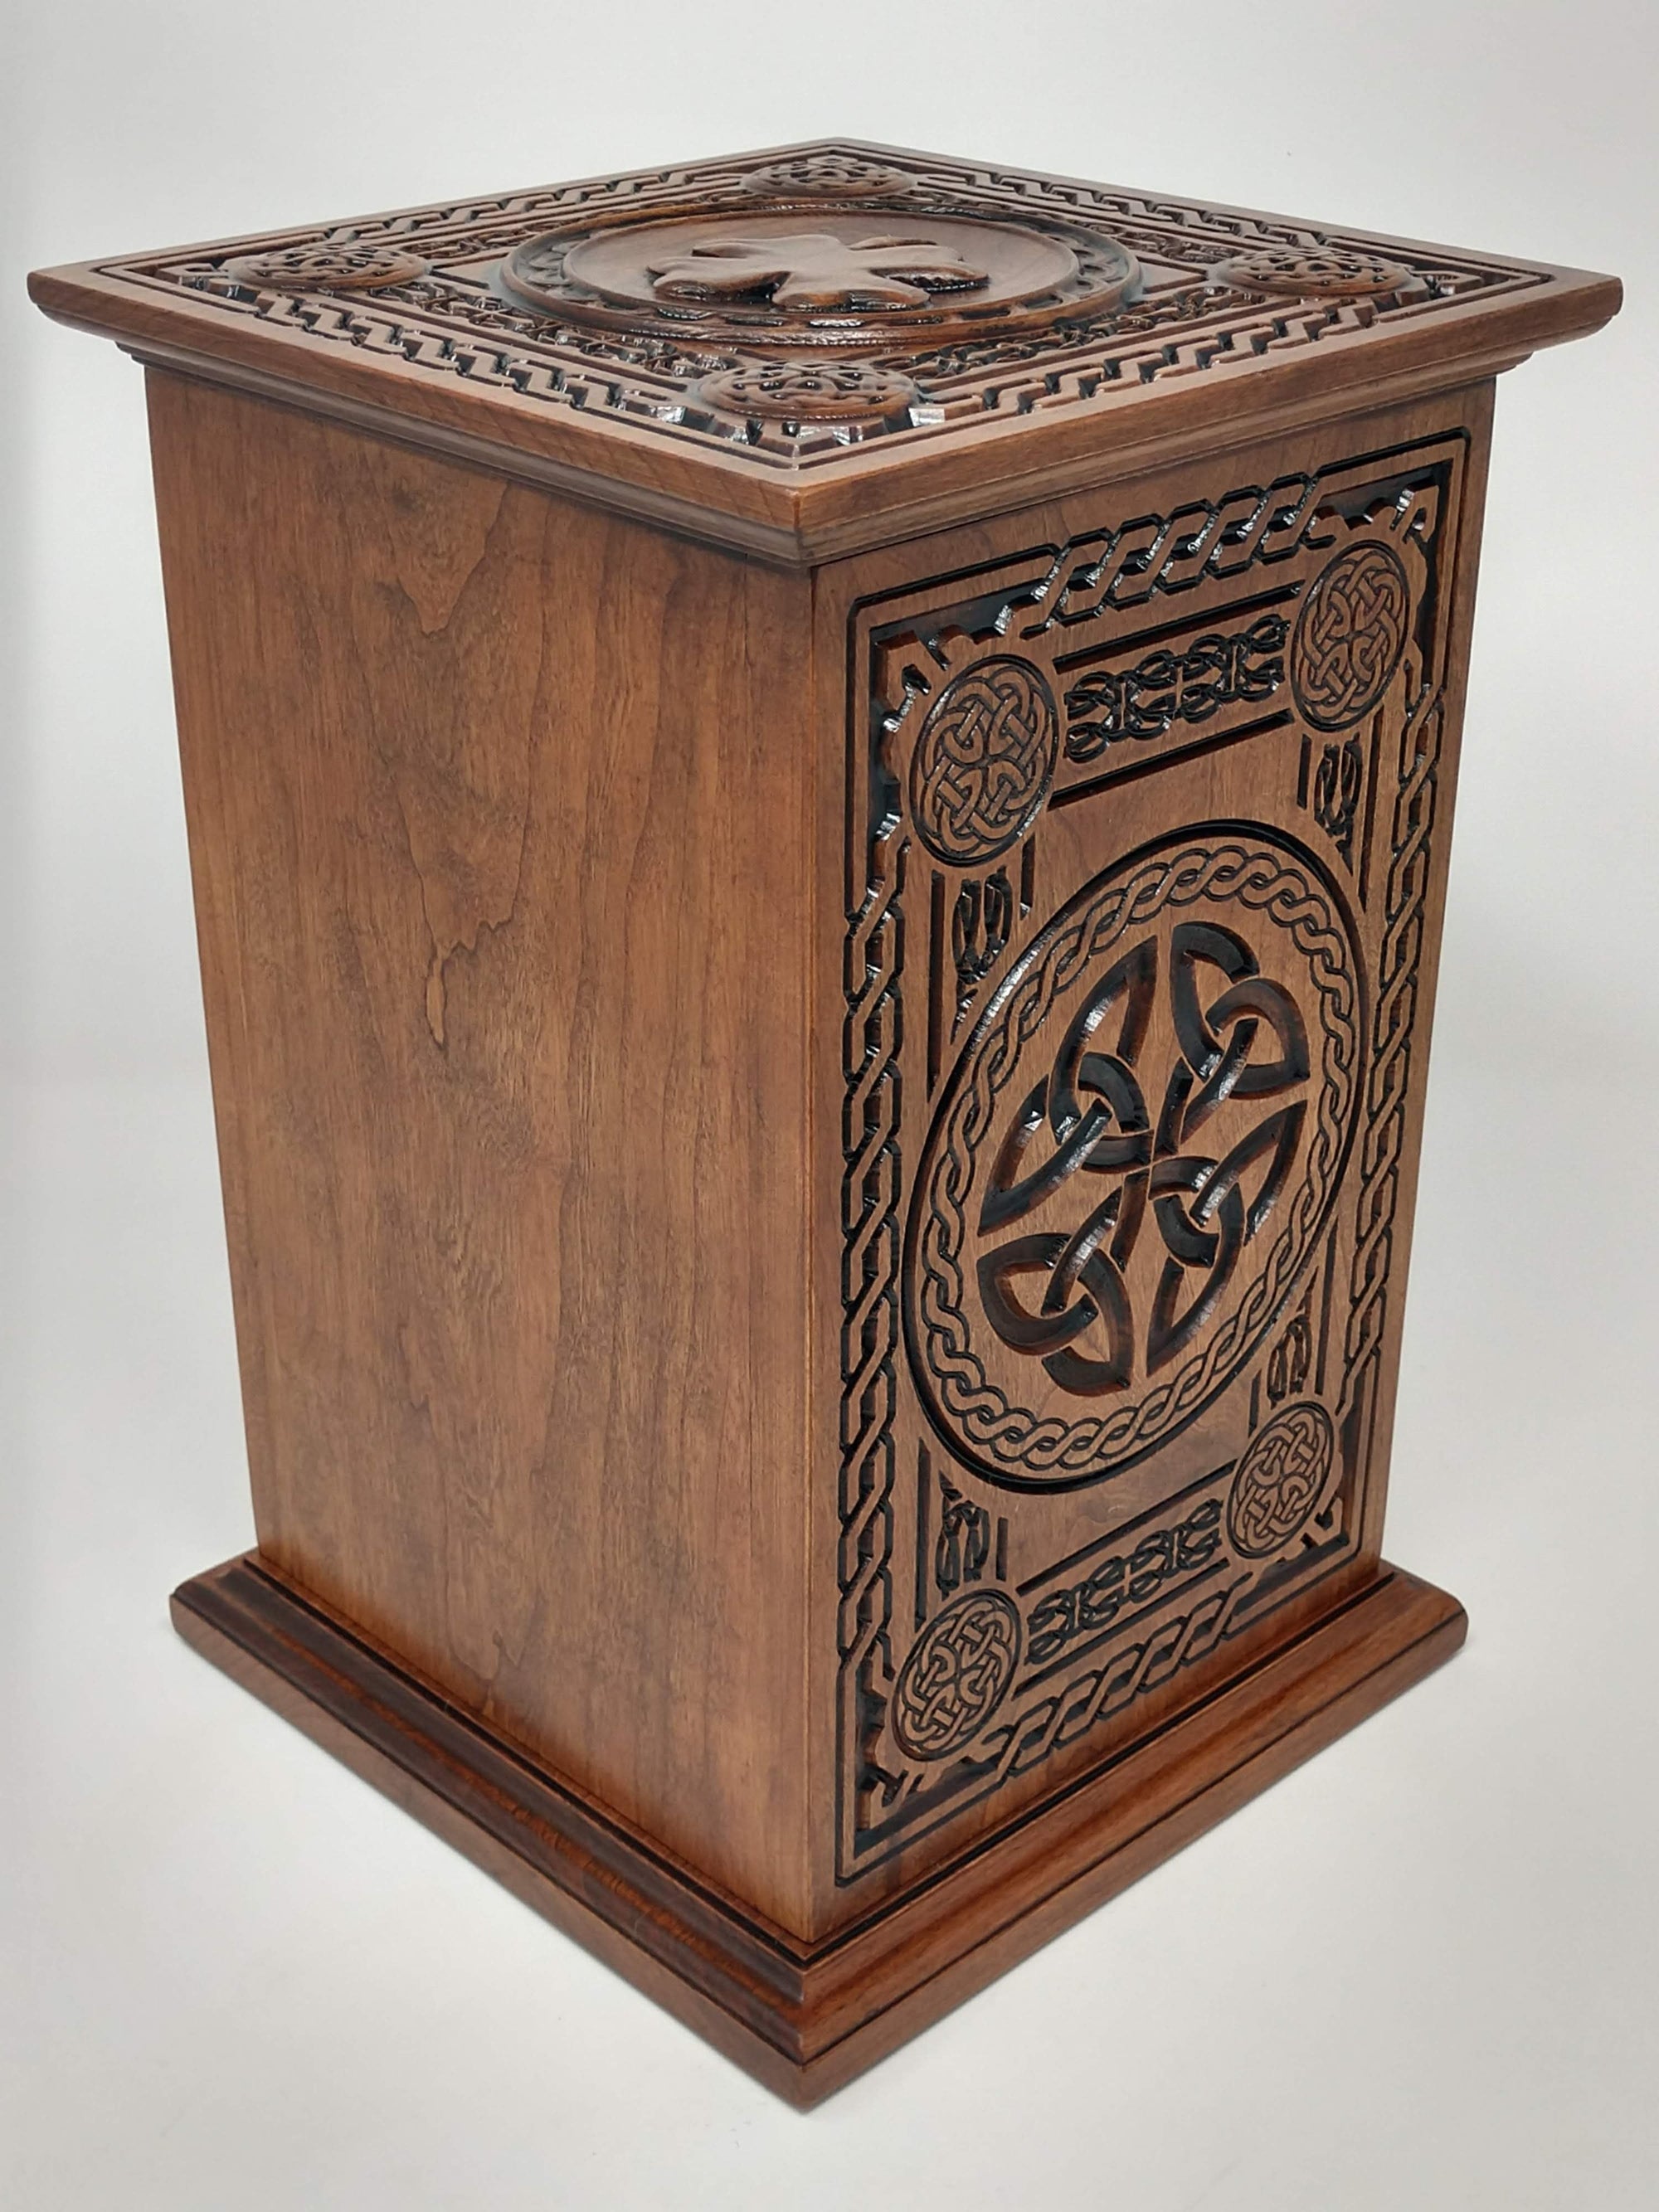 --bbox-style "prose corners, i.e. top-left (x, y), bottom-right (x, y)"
top-left (172, 1553), bottom-right (1465, 2106)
